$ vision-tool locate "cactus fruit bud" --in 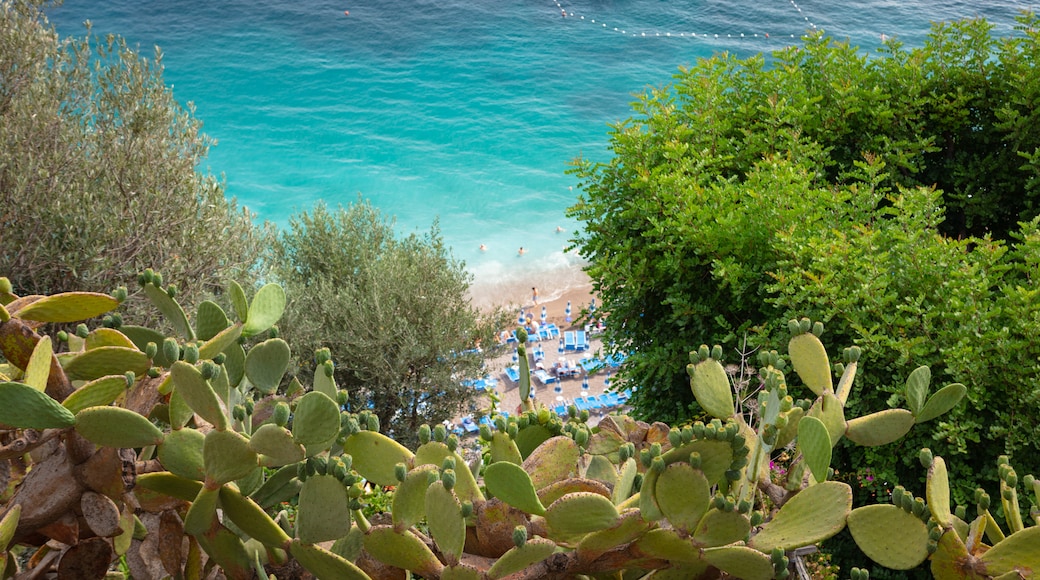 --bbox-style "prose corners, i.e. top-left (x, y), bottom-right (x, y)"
top-left (272, 402), bottom-right (290, 427)
top-left (76, 323), bottom-right (89, 338)
top-left (442, 469), bottom-right (457, 491)
top-left (479, 424), bottom-right (492, 441)
top-left (200, 361), bottom-right (217, 380)
top-left (315, 348), bottom-right (331, 365)
top-left (507, 423), bottom-right (518, 439)
top-left (394, 463), bottom-right (408, 483)
top-left (978, 491), bottom-right (991, 513)
top-left (751, 511), bottom-right (764, 526)
top-left (713, 493), bottom-right (726, 510)
top-left (812, 321), bottom-right (824, 336)
top-left (974, 488), bottom-right (984, 503)
top-left (788, 319), bottom-right (801, 335)
top-left (183, 344), bottom-right (199, 364)
top-left (723, 497), bottom-right (735, 512)
top-left (297, 462), bottom-right (309, 481)
top-left (57, 330), bottom-right (69, 342)
top-left (575, 428), bottom-right (589, 447)
top-left (143, 341), bottom-right (158, 359)
top-left (762, 425), bottom-right (778, 446)
top-left (580, 409), bottom-right (589, 422)
top-left (690, 452), bottom-right (702, 469)
top-left (513, 525), bottom-right (528, 548)
top-left (912, 498), bottom-right (927, 518)
top-left (147, 366), bottom-right (161, 378)
top-left (368, 414), bottom-right (380, 433)
top-left (162, 338), bottom-right (180, 363)
top-left (232, 405), bottom-right (246, 422)
top-left (640, 449), bottom-right (652, 468)
top-left (919, 448), bottom-right (933, 468)
top-left (632, 473), bottom-right (643, 492)
top-left (124, 371), bottom-right (136, 387)
top-left (692, 422), bottom-right (705, 439)
top-left (667, 428), bottom-right (682, 448)
top-left (152, 272), bottom-right (163, 288)
top-left (430, 423), bottom-right (446, 442)
top-left (651, 456), bottom-right (665, 474)
top-left (165, 284), bottom-right (177, 298)
top-left (244, 399), bottom-right (254, 416)
top-left (680, 426), bottom-right (693, 444)
top-left (955, 505), bottom-right (966, 520)
top-left (798, 318), bottom-right (811, 334)
top-left (0, 277), bottom-right (11, 294)
top-left (517, 414), bottom-right (530, 429)
top-left (711, 345), bottom-right (723, 360)
top-left (775, 414), bottom-right (789, 430)
top-left (1002, 488), bottom-right (1014, 501)
top-left (419, 424), bottom-right (432, 444)
top-left (698, 344), bottom-right (710, 361)
top-left (493, 415), bottom-right (506, 432)
top-left (460, 500), bottom-right (473, 518)
top-left (447, 435), bottom-right (458, 452)
top-left (441, 457), bottom-right (457, 473)
top-left (1007, 471), bottom-right (1018, 488)
top-left (730, 456), bottom-right (749, 470)
top-left (112, 286), bottom-right (128, 302)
